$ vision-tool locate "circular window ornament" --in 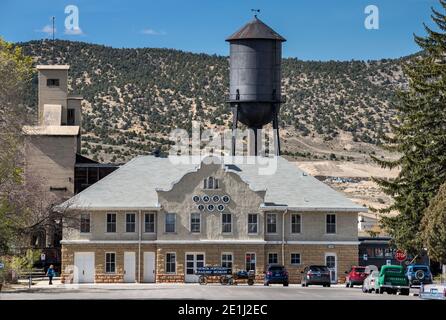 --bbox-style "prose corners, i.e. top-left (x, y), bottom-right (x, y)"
top-left (197, 204), bottom-right (205, 211)
top-left (212, 195), bottom-right (220, 203)
top-left (192, 195), bottom-right (200, 203)
top-left (222, 195), bottom-right (230, 203)
top-left (202, 195), bottom-right (210, 203)
top-left (217, 204), bottom-right (225, 212)
top-left (207, 204), bottom-right (215, 212)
